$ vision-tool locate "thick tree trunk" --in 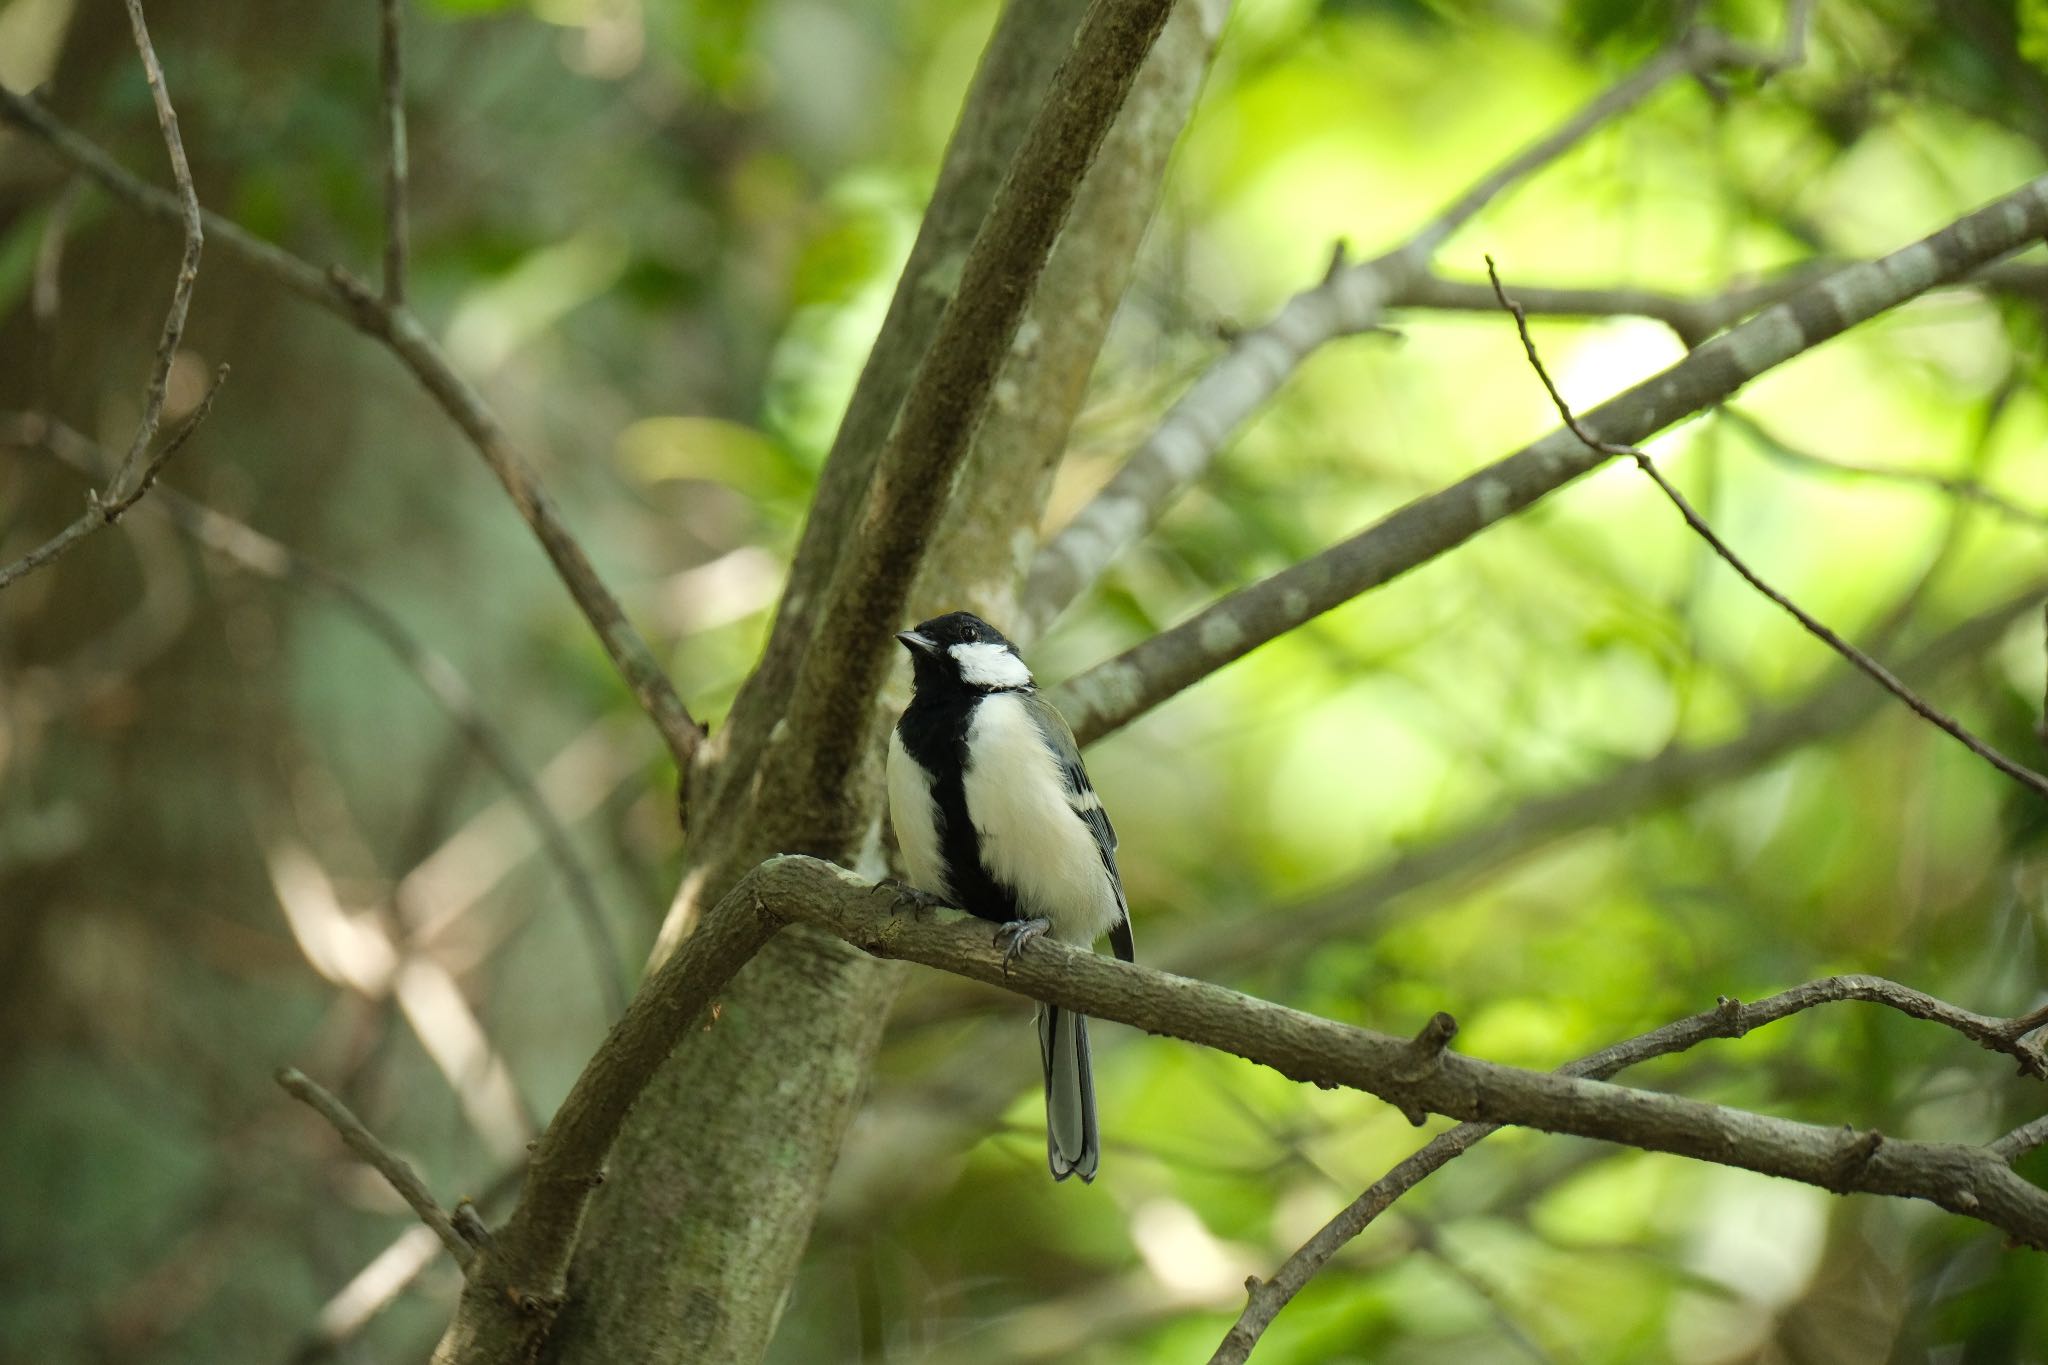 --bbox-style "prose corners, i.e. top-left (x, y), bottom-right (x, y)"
top-left (521, 3), bottom-right (1228, 1362)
